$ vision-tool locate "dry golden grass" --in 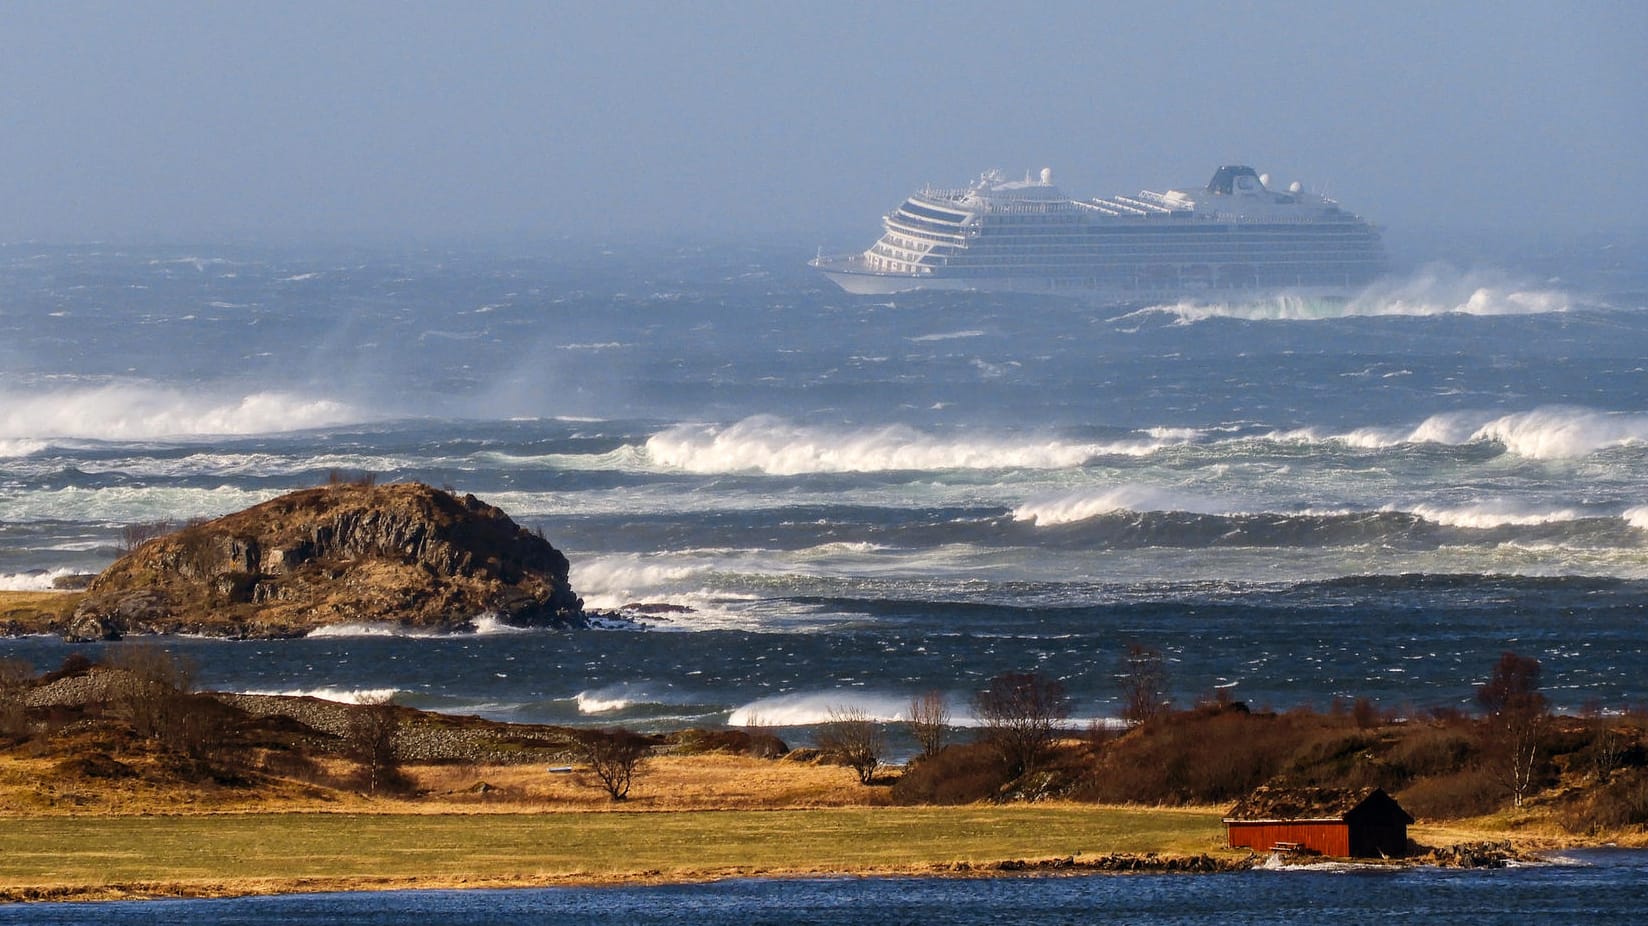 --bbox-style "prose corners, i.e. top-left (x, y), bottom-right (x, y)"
top-left (0, 589), bottom-right (83, 628)
top-left (411, 754), bottom-right (881, 812)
